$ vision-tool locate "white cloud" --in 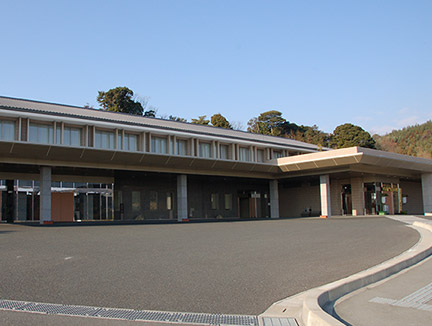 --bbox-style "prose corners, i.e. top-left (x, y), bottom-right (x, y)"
top-left (369, 125), bottom-right (399, 135)
top-left (368, 107), bottom-right (431, 135)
